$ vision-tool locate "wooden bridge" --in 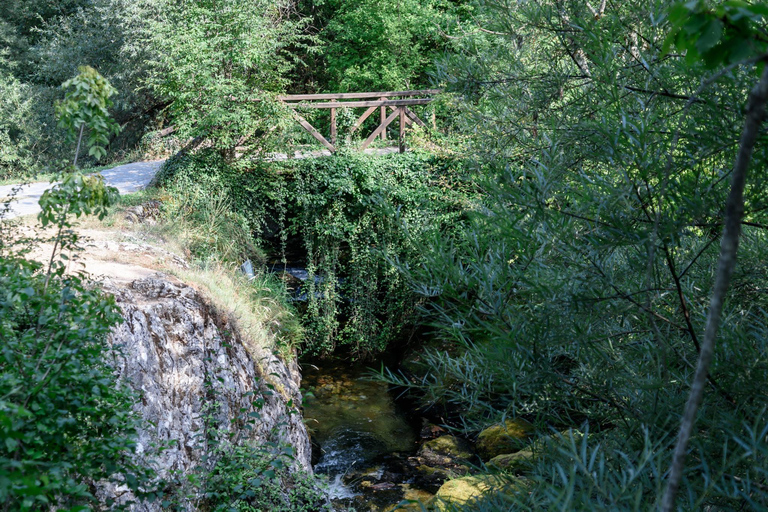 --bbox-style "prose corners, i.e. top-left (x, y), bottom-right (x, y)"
top-left (279, 89), bottom-right (440, 154)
